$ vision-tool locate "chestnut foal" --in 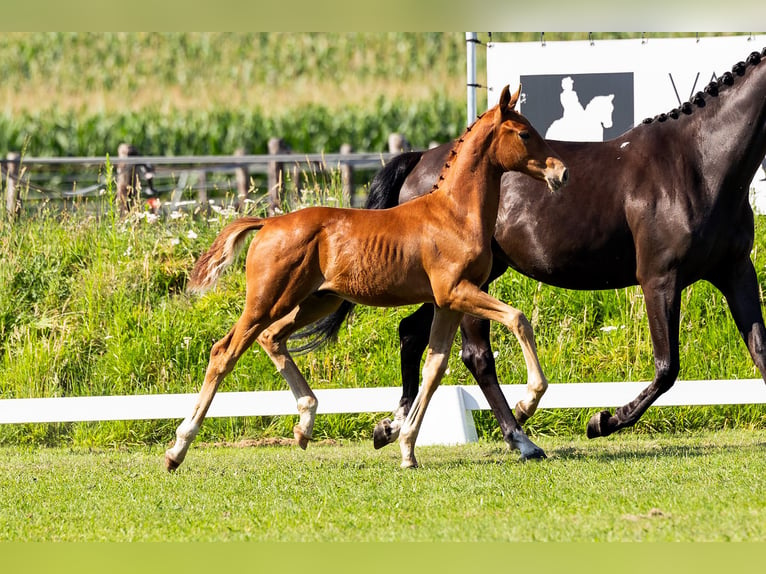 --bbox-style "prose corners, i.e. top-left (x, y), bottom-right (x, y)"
top-left (165, 85), bottom-right (568, 471)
